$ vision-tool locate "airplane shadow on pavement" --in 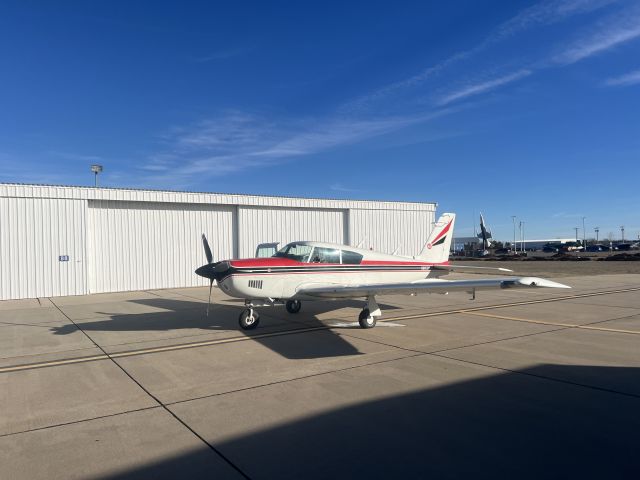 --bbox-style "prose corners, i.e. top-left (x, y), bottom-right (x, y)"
top-left (49, 298), bottom-right (401, 360)
top-left (101, 364), bottom-right (640, 480)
